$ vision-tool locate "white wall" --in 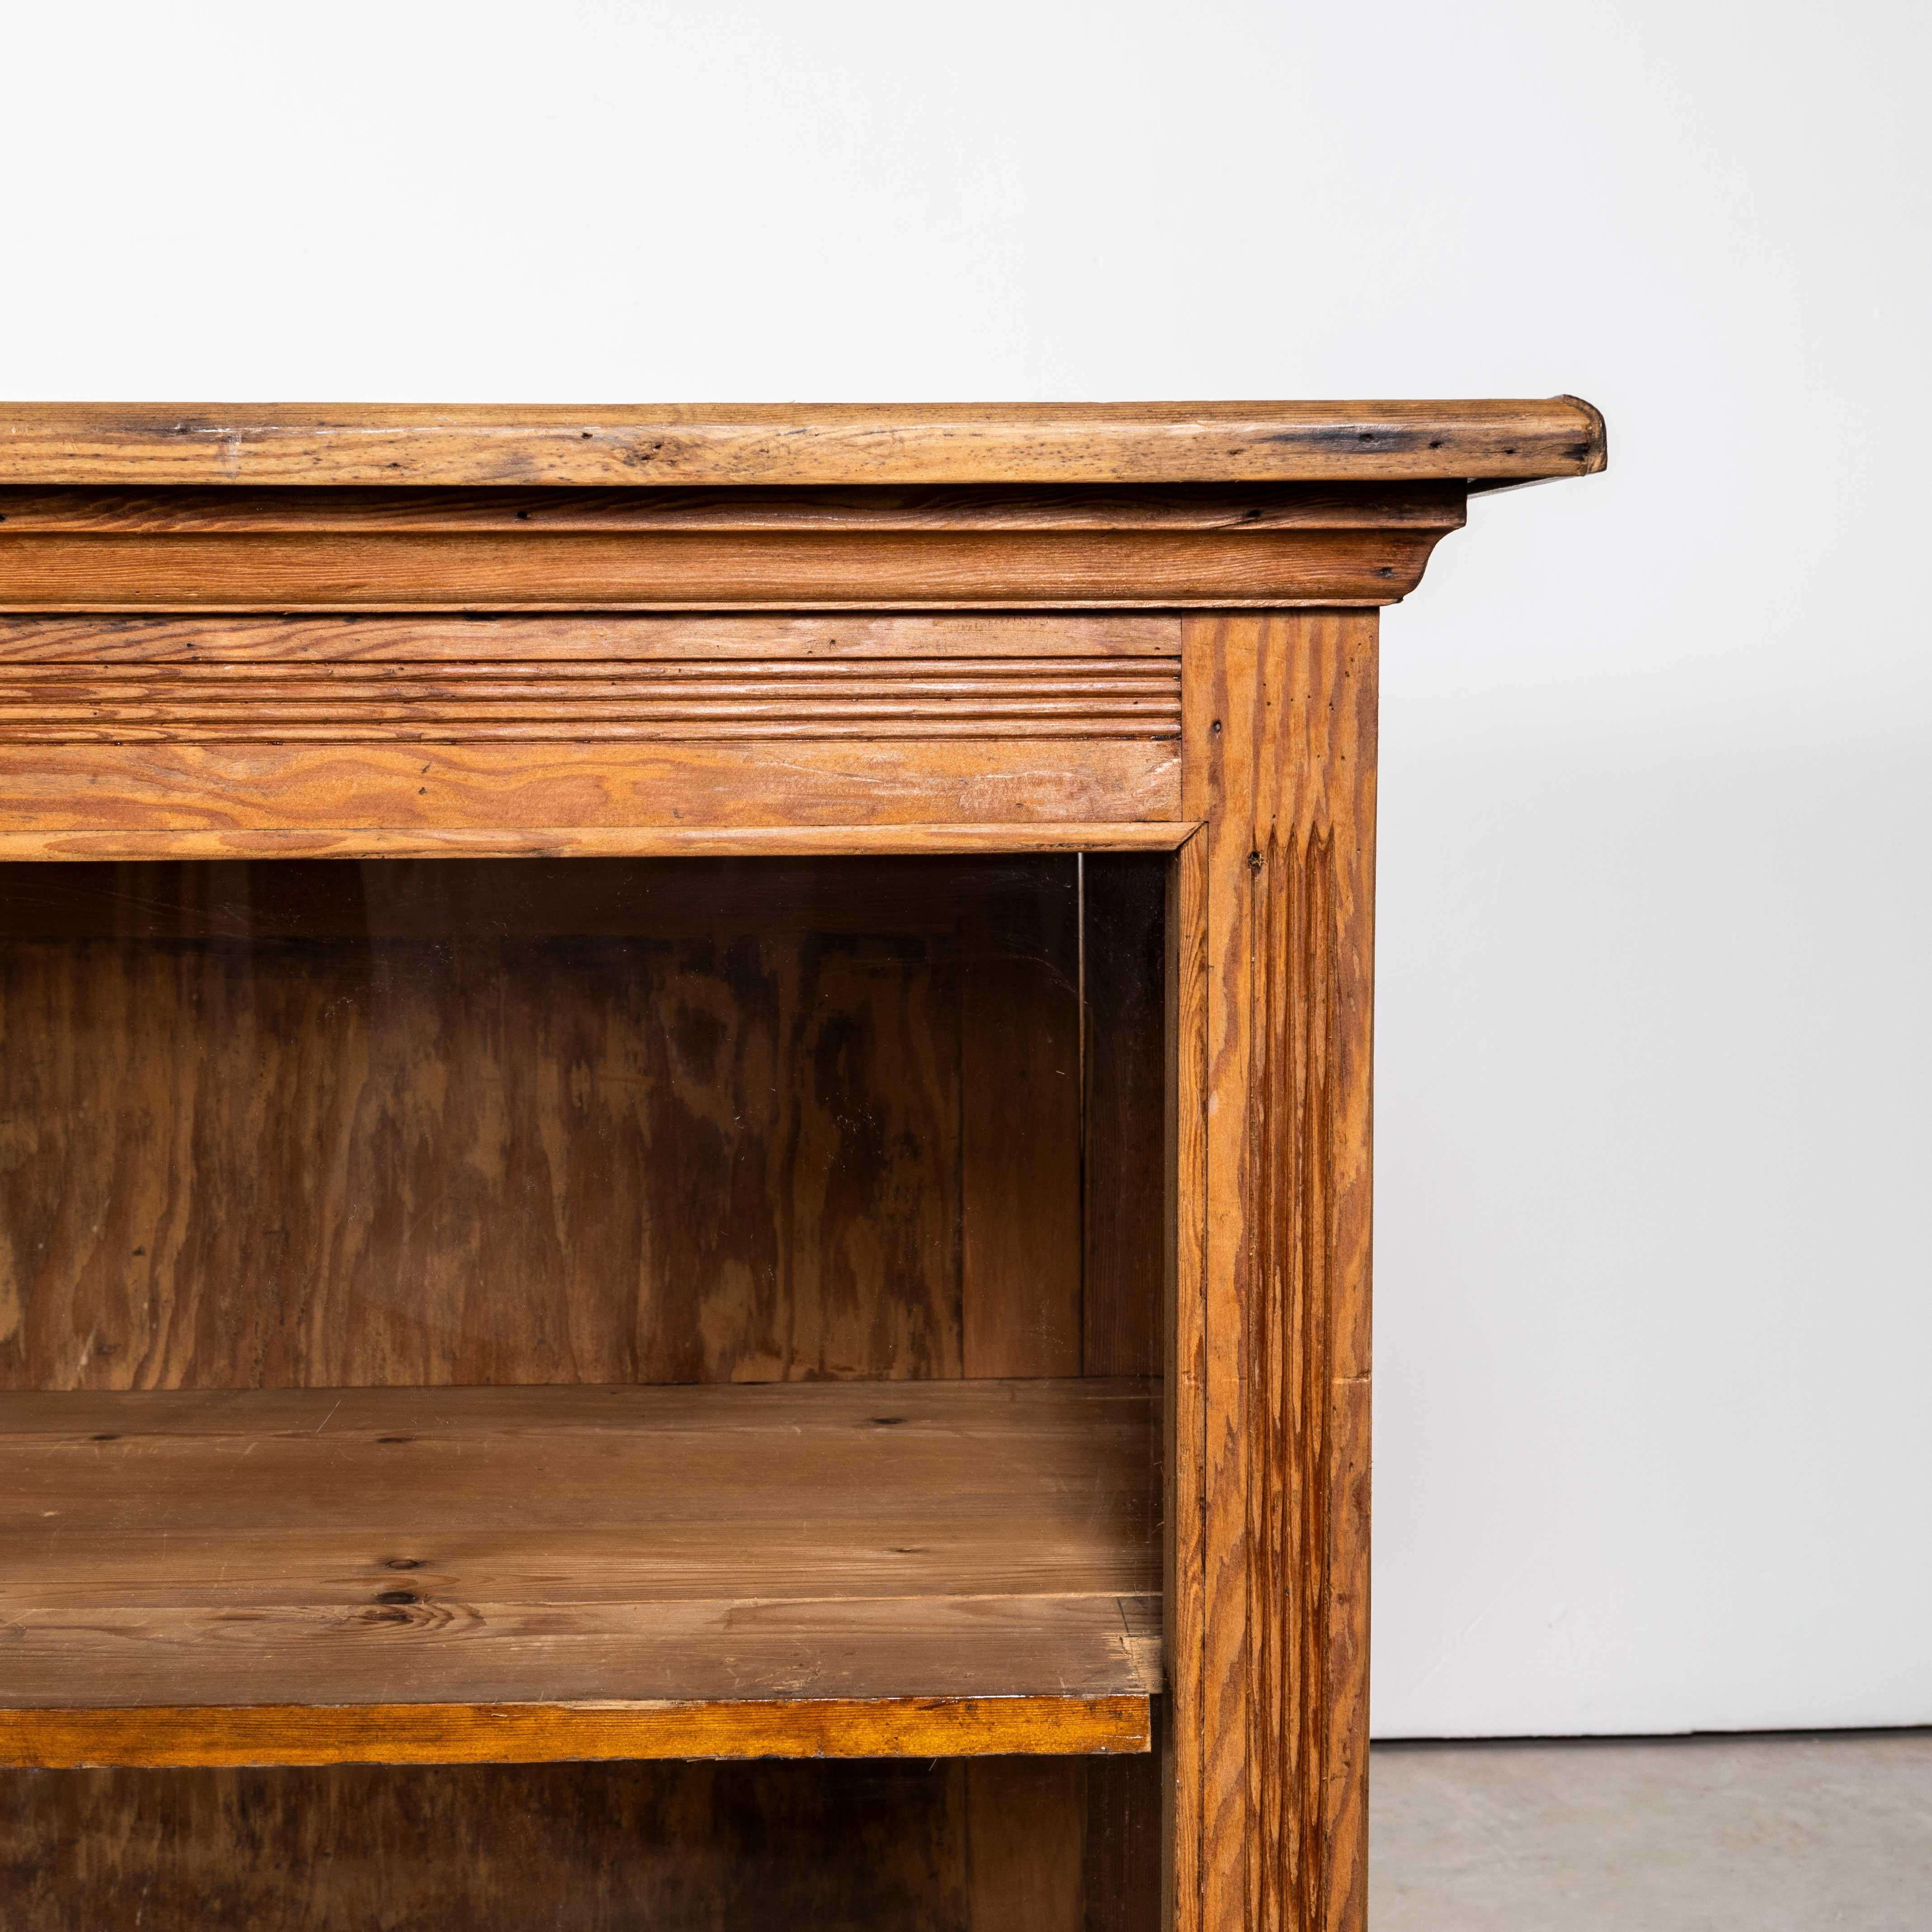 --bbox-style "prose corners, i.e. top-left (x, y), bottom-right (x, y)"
top-left (3, 0), bottom-right (1927, 1739)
